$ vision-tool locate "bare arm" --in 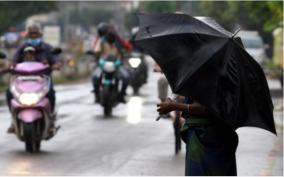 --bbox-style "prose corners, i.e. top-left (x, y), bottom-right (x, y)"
top-left (157, 98), bottom-right (207, 115)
